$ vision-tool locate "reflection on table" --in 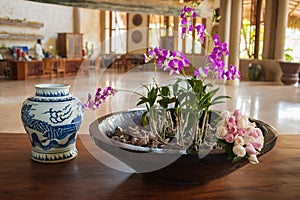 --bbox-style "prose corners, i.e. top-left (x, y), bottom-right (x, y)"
top-left (0, 133), bottom-right (299, 199)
